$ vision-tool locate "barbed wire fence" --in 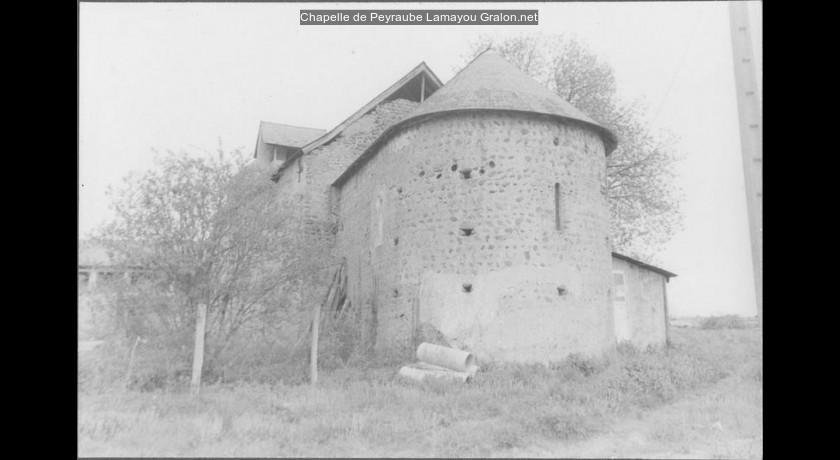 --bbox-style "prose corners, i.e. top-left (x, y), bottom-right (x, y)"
top-left (78, 273), bottom-right (368, 392)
